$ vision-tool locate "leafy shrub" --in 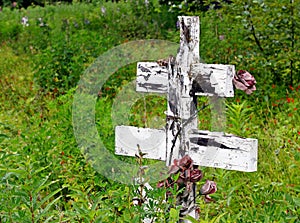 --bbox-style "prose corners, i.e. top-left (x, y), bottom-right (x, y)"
top-left (31, 2), bottom-right (176, 95)
top-left (0, 8), bottom-right (23, 42)
top-left (158, 0), bottom-right (233, 13)
top-left (196, 0), bottom-right (300, 87)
